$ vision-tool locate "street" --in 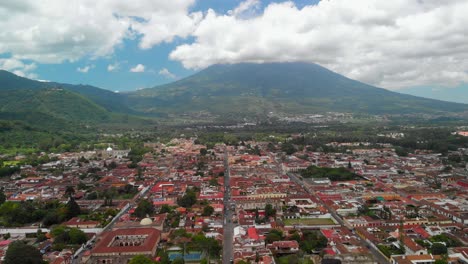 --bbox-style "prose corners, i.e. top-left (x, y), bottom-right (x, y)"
top-left (71, 181), bottom-right (156, 264)
top-left (287, 172), bottom-right (390, 264)
top-left (222, 148), bottom-right (234, 264)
